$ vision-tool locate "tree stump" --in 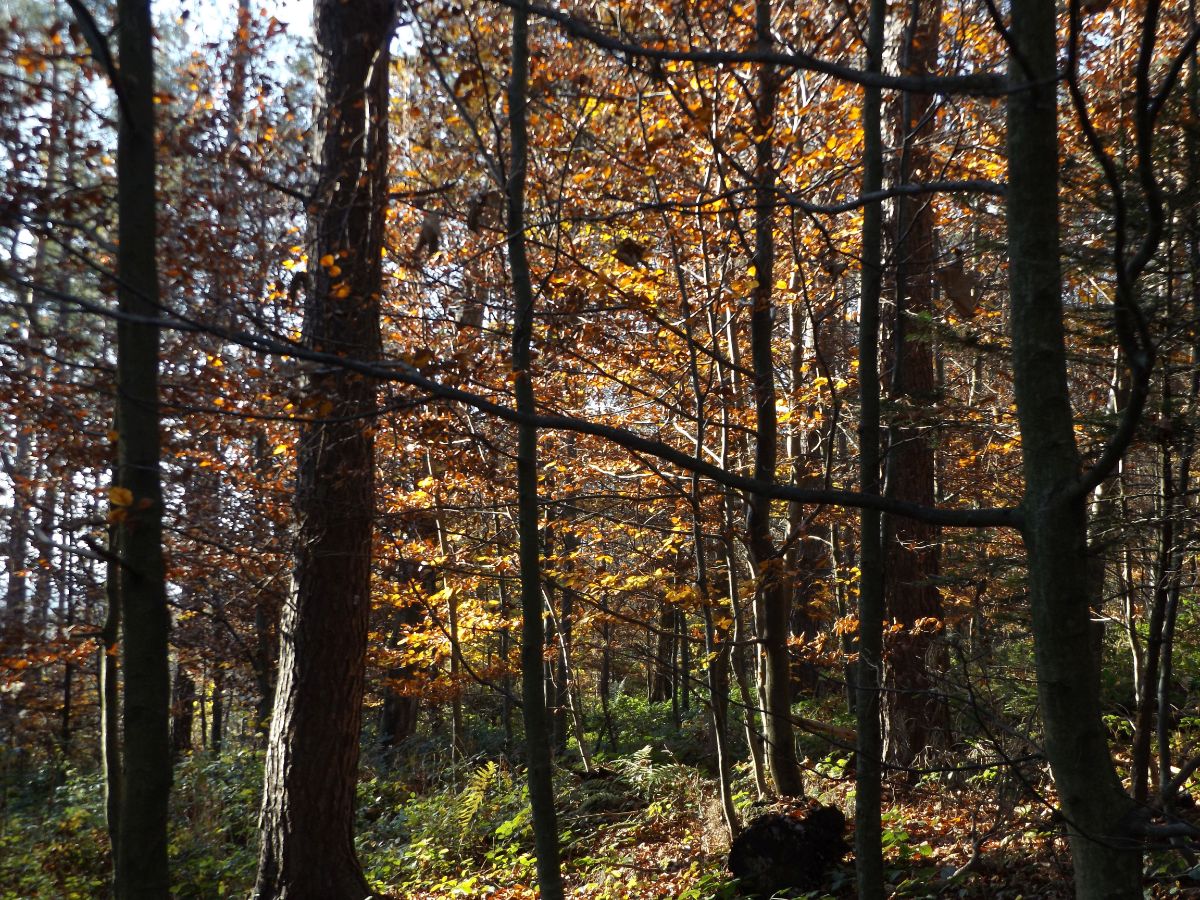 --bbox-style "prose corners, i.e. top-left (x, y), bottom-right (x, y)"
top-left (727, 804), bottom-right (849, 897)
